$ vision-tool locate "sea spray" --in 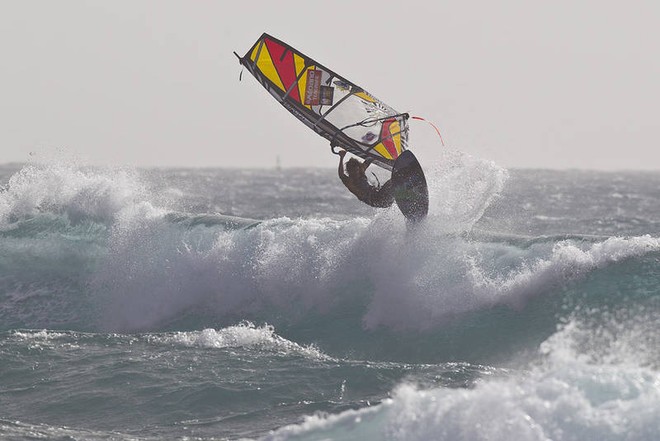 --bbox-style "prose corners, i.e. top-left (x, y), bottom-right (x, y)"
top-left (0, 162), bottom-right (145, 226)
top-left (424, 148), bottom-right (509, 234)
